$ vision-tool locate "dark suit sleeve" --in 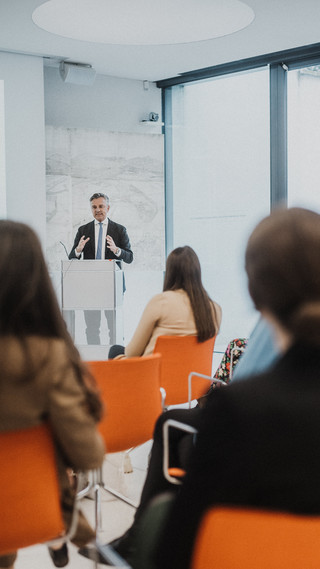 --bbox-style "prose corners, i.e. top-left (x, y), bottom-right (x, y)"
top-left (113, 224), bottom-right (133, 264)
top-left (68, 227), bottom-right (82, 259)
top-left (68, 222), bottom-right (95, 260)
